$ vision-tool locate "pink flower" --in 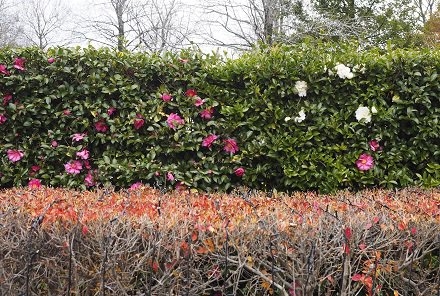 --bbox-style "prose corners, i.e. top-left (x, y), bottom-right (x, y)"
top-left (0, 64), bottom-right (10, 75)
top-left (369, 140), bottom-right (381, 152)
top-left (185, 89), bottom-right (197, 97)
top-left (161, 93), bottom-right (172, 102)
top-left (223, 139), bottom-right (239, 154)
top-left (76, 149), bottom-right (89, 160)
top-left (48, 57), bottom-right (55, 63)
top-left (356, 153), bottom-right (374, 171)
top-left (31, 165), bottom-right (41, 172)
top-left (13, 58), bottom-right (25, 71)
top-left (64, 160), bottom-right (83, 174)
top-left (134, 118), bottom-right (145, 130)
top-left (84, 171), bottom-right (95, 187)
top-left (202, 134), bottom-right (218, 149)
top-left (167, 113), bottom-right (184, 129)
top-left (195, 97), bottom-right (205, 107)
top-left (83, 160), bottom-right (91, 170)
top-left (200, 107), bottom-right (214, 120)
top-left (234, 167), bottom-right (245, 177)
top-left (28, 179), bottom-right (42, 188)
top-left (0, 114), bottom-right (7, 124)
top-left (51, 140), bottom-right (58, 147)
top-left (63, 109), bottom-right (71, 115)
top-left (7, 149), bottom-right (24, 162)
top-left (129, 182), bottom-right (143, 190)
top-left (72, 133), bottom-right (86, 142)
top-left (167, 172), bottom-right (175, 181)
top-left (95, 119), bottom-right (108, 132)
top-left (3, 93), bottom-right (12, 105)
top-left (107, 107), bottom-right (116, 116)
